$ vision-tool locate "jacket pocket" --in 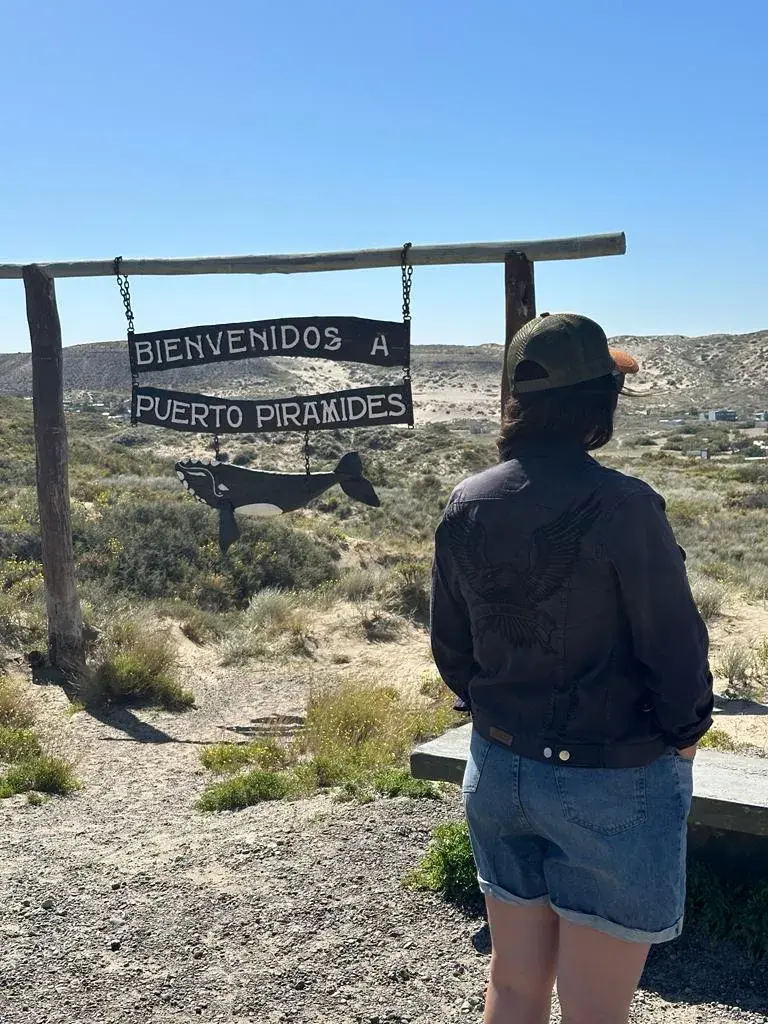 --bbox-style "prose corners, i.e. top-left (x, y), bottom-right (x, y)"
top-left (462, 732), bottom-right (492, 794)
top-left (555, 765), bottom-right (647, 836)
